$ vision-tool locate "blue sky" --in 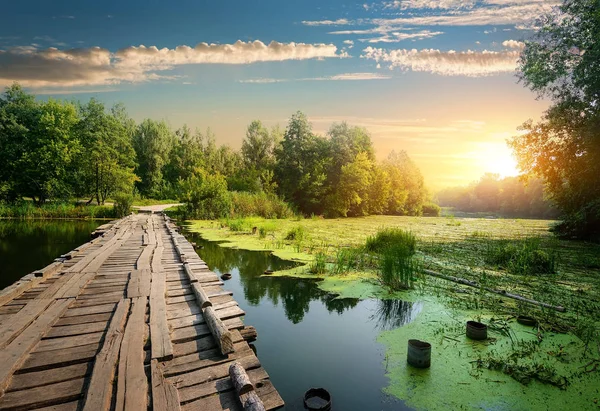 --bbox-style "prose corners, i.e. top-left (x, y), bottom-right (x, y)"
top-left (0, 0), bottom-right (557, 188)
